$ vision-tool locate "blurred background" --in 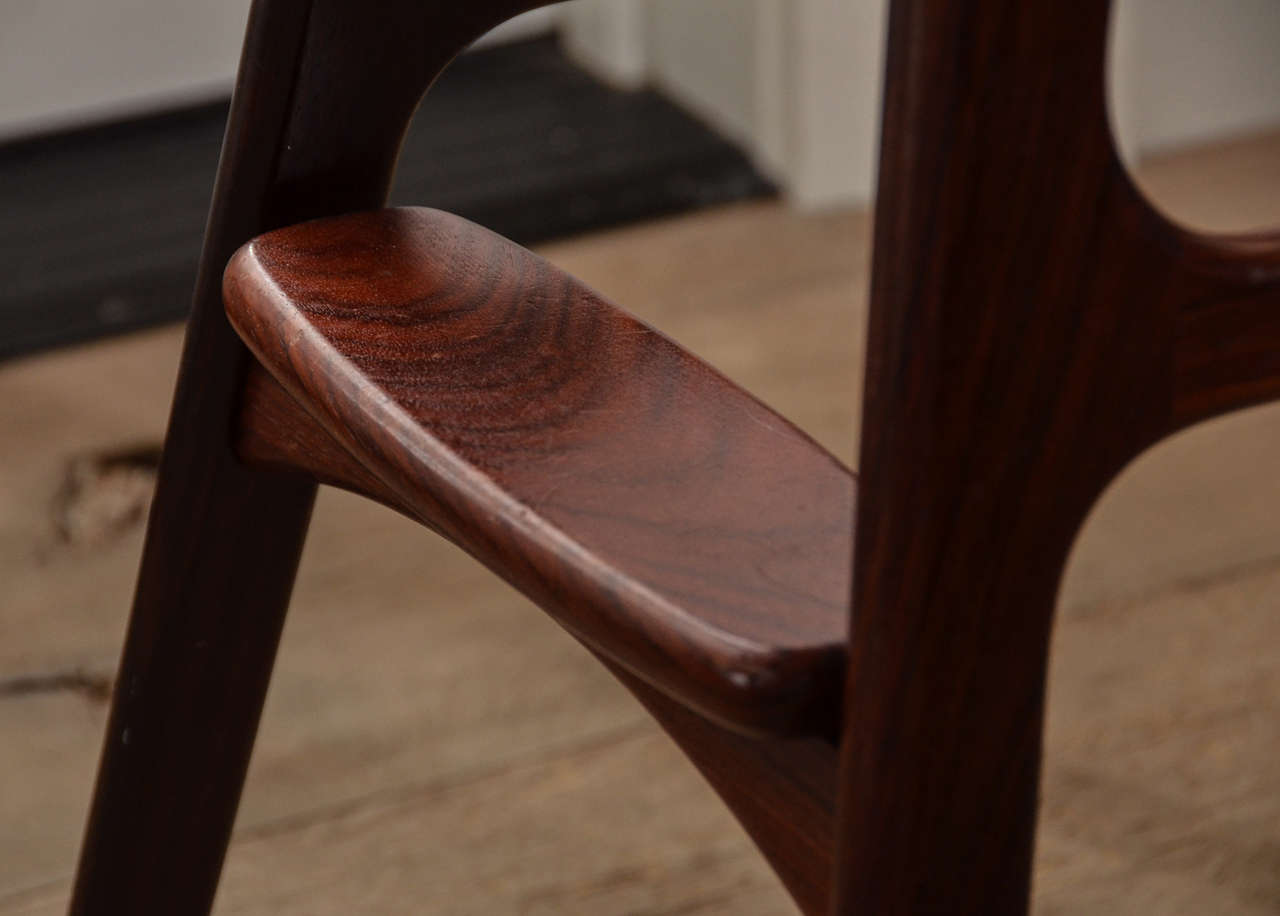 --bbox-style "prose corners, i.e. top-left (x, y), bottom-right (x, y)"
top-left (7, 0), bottom-right (1280, 356)
top-left (2, 2), bottom-right (1279, 913)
